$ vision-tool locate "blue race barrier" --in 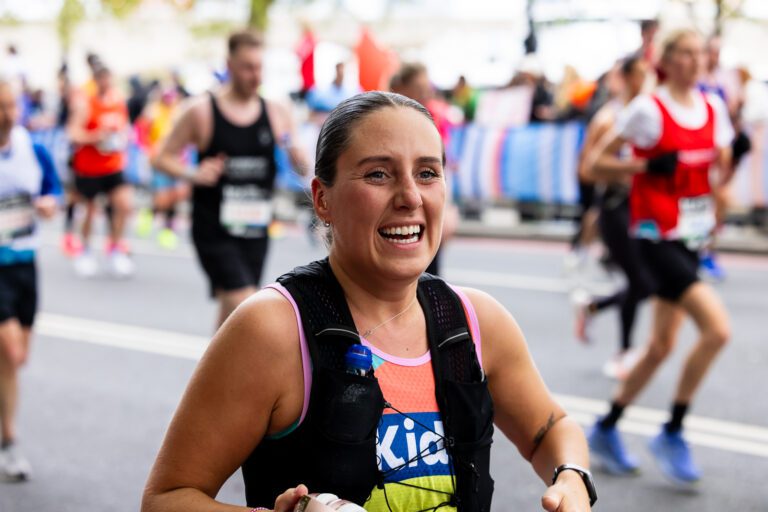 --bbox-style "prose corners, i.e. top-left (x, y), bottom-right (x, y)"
top-left (449, 121), bottom-right (585, 205)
